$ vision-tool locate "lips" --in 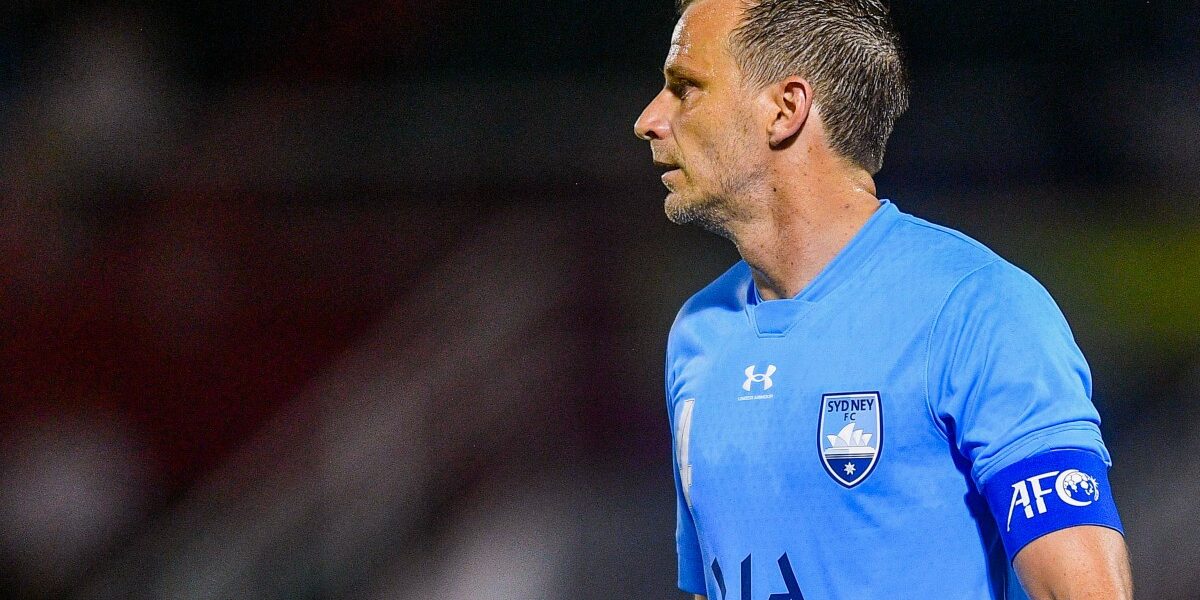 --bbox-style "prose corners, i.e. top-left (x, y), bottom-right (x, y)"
top-left (653, 160), bottom-right (681, 174)
top-left (658, 163), bottom-right (683, 189)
